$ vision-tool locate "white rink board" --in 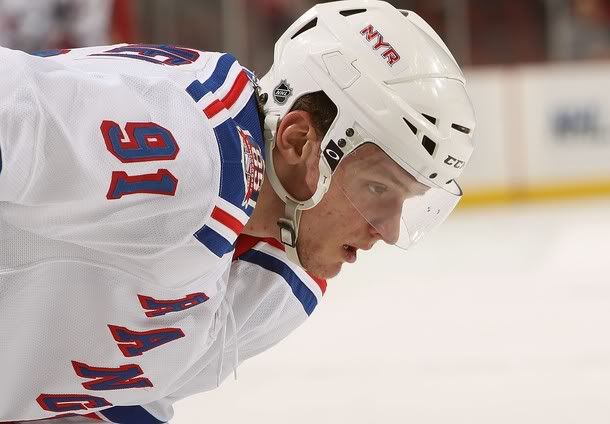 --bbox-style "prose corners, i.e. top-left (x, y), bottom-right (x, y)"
top-left (458, 69), bottom-right (513, 189)
top-left (172, 199), bottom-right (610, 424)
top-left (519, 63), bottom-right (610, 183)
top-left (462, 62), bottom-right (610, 193)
